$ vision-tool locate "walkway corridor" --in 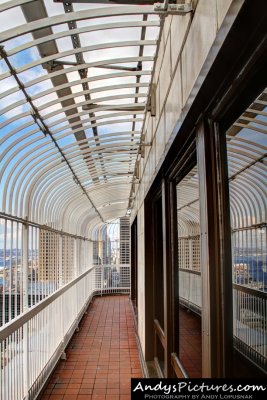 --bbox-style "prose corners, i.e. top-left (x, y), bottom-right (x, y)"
top-left (40, 296), bottom-right (142, 400)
